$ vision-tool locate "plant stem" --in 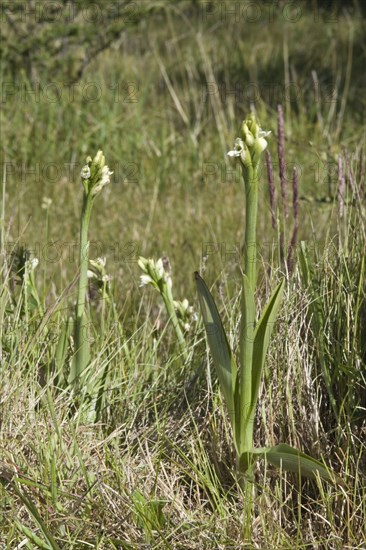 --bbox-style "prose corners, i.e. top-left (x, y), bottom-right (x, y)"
top-left (72, 193), bottom-right (94, 382)
top-left (241, 478), bottom-right (254, 540)
top-left (244, 166), bottom-right (258, 291)
top-left (76, 194), bottom-right (93, 321)
top-left (164, 283), bottom-right (188, 361)
top-left (238, 165), bottom-right (258, 465)
top-left (239, 277), bottom-right (255, 458)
